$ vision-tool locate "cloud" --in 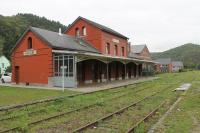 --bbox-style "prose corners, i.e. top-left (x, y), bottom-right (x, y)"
top-left (1, 0), bottom-right (200, 52)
